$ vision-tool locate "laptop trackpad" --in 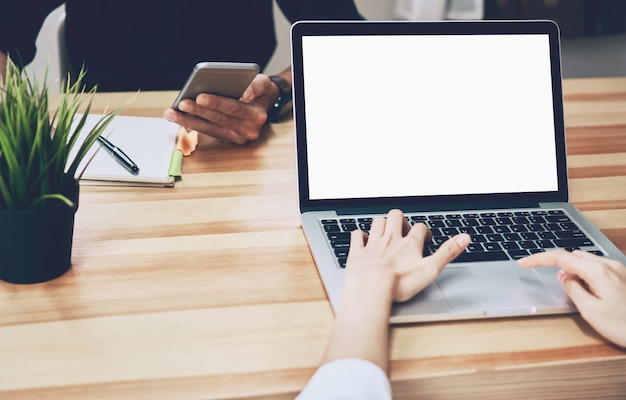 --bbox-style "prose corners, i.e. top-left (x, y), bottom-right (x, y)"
top-left (436, 264), bottom-right (559, 311)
